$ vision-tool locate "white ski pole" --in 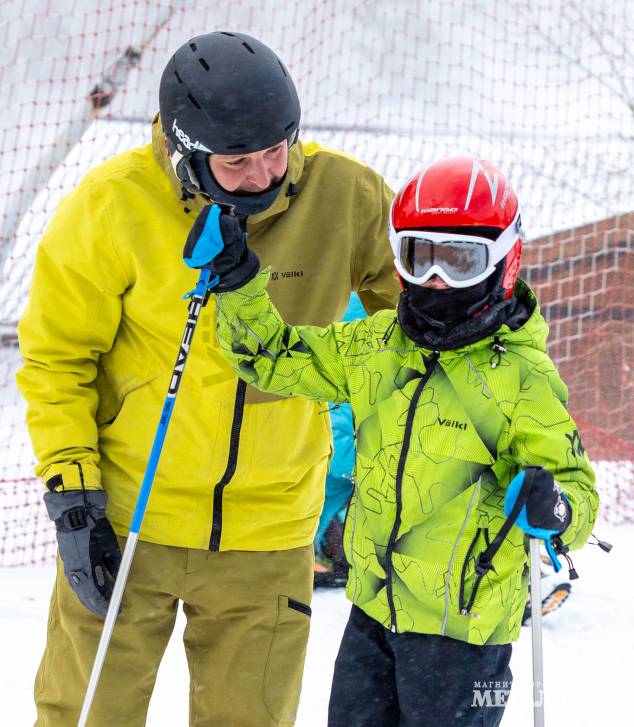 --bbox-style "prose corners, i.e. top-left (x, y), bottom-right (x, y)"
top-left (530, 537), bottom-right (545, 727)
